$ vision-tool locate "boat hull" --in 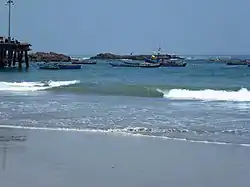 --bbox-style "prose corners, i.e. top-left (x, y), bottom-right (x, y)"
top-left (109, 62), bottom-right (161, 68)
top-left (39, 66), bottom-right (59, 70)
top-left (72, 62), bottom-right (96, 64)
top-left (37, 63), bottom-right (59, 70)
top-left (71, 60), bottom-right (97, 64)
top-left (144, 58), bottom-right (160, 63)
top-left (227, 62), bottom-right (247, 65)
top-left (161, 62), bottom-right (187, 67)
top-left (58, 64), bottom-right (82, 69)
top-left (144, 57), bottom-right (187, 67)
